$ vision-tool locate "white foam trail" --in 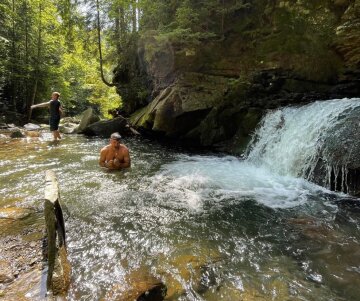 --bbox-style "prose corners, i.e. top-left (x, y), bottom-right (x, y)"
top-left (153, 156), bottom-right (327, 209)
